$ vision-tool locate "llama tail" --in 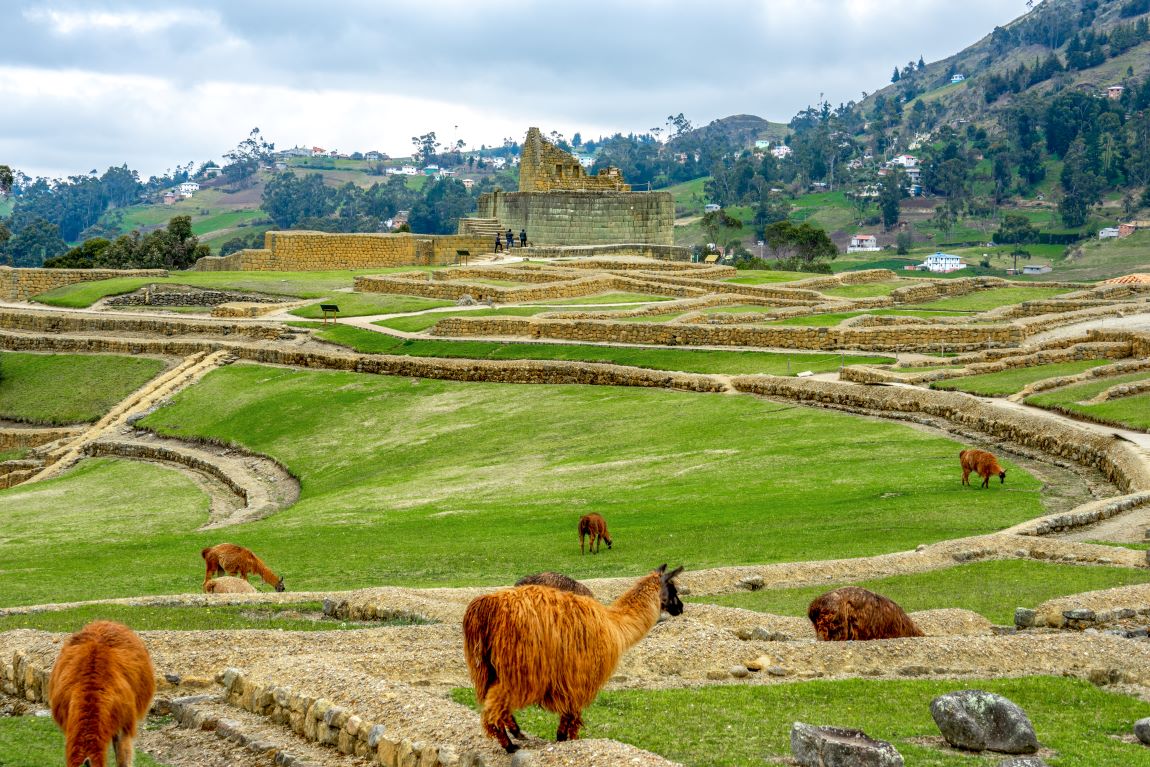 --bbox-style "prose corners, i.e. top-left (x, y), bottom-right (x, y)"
top-left (462, 599), bottom-right (496, 702)
top-left (201, 547), bottom-right (211, 559)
